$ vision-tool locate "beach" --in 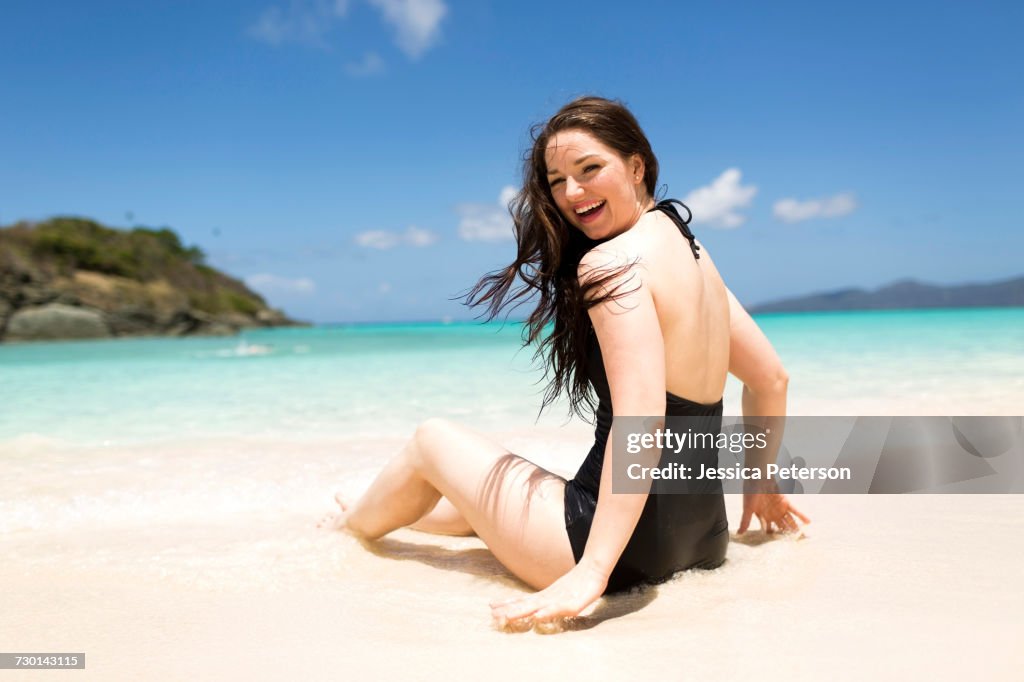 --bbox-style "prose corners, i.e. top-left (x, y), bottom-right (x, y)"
top-left (3, 312), bottom-right (1023, 679)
